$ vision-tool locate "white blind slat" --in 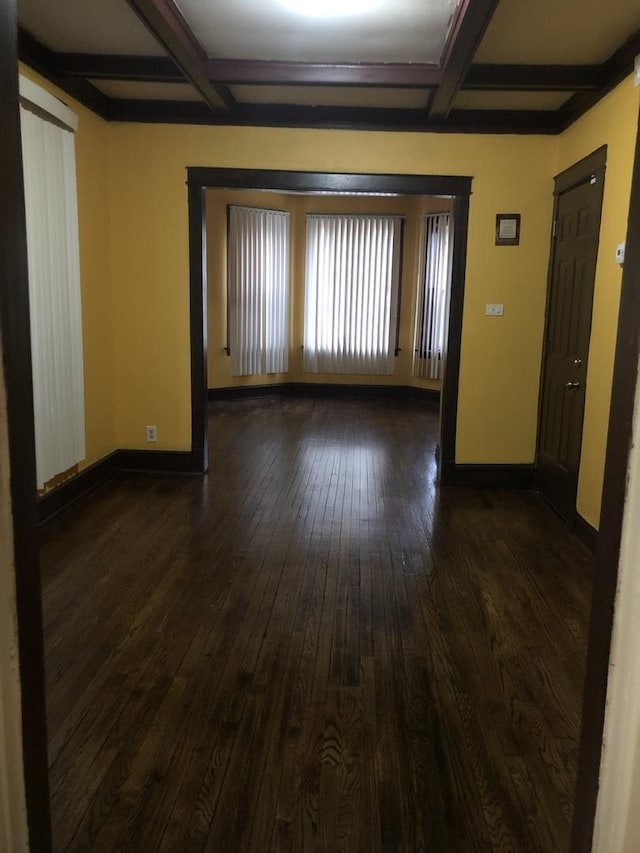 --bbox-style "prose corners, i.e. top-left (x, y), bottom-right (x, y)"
top-left (413, 213), bottom-right (452, 381)
top-left (303, 214), bottom-right (401, 375)
top-left (228, 206), bottom-right (290, 377)
top-left (20, 105), bottom-right (85, 489)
